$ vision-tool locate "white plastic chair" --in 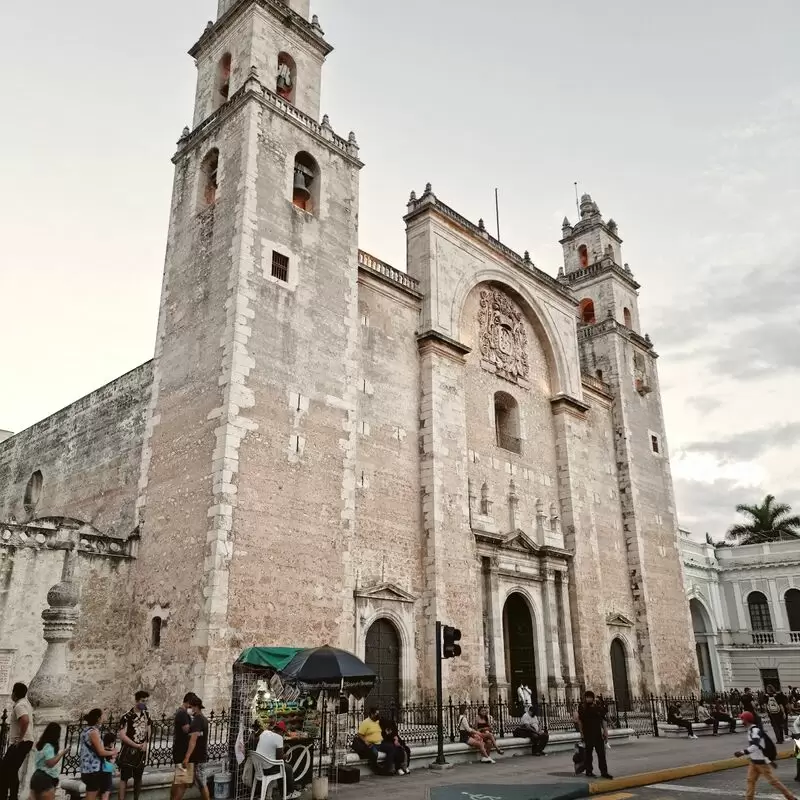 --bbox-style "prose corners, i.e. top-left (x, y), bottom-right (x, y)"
top-left (249, 751), bottom-right (287, 800)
